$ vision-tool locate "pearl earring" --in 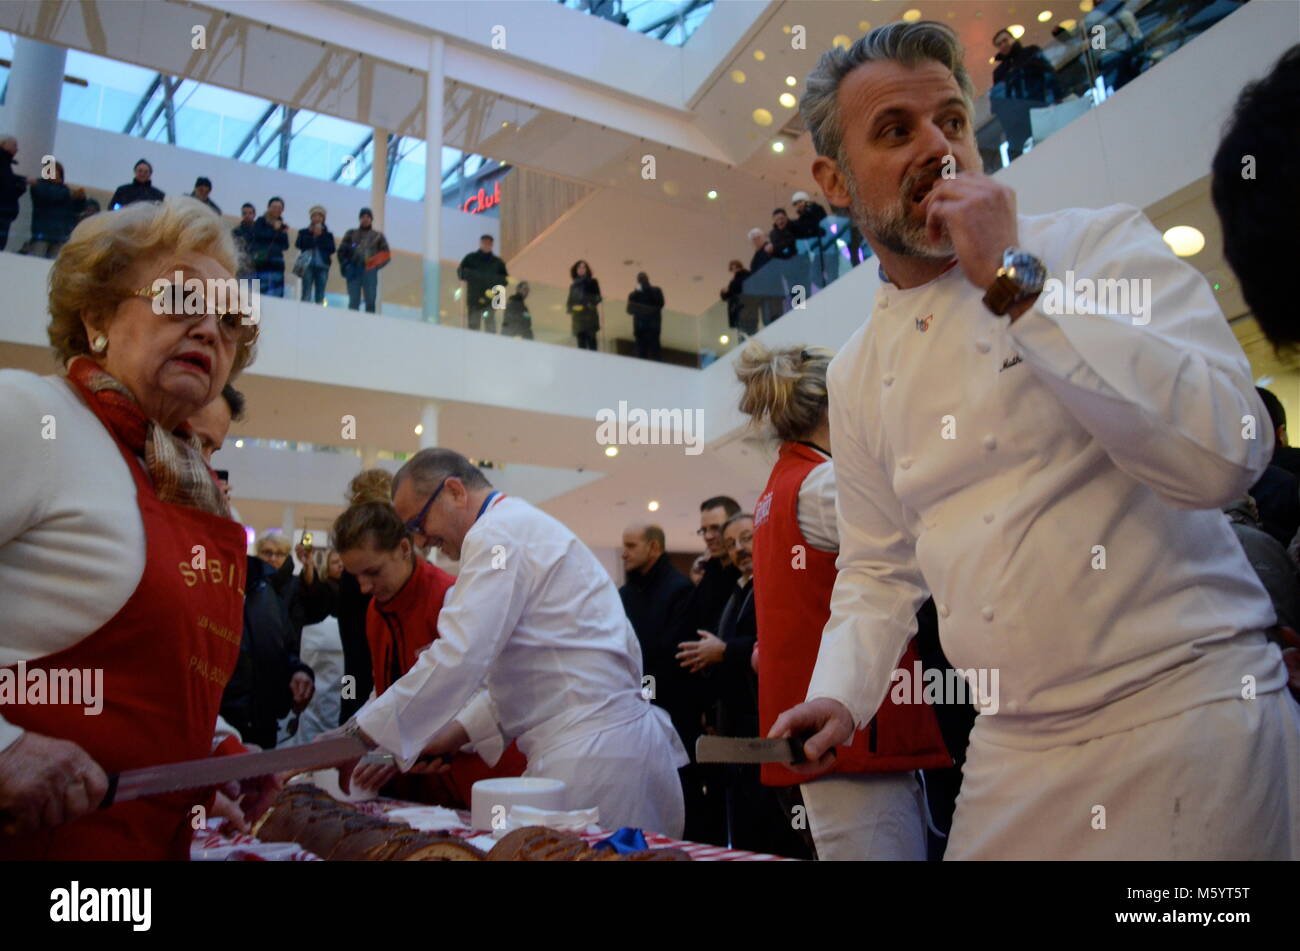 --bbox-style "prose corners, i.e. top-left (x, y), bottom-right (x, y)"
top-left (91, 334), bottom-right (108, 354)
